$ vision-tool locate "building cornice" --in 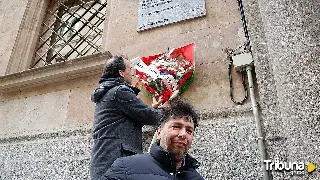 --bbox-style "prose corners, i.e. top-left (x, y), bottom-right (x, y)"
top-left (0, 52), bottom-right (112, 92)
